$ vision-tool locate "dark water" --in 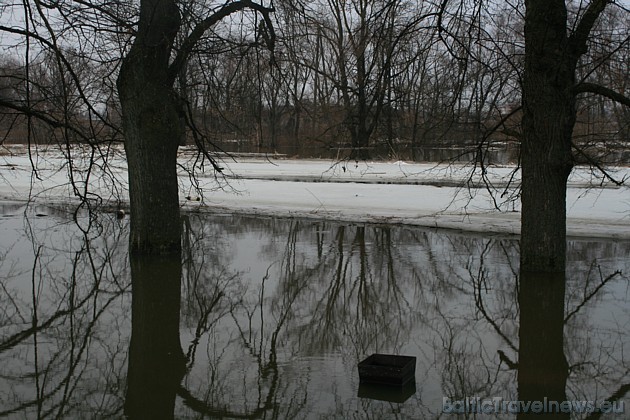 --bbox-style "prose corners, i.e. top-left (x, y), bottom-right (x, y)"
top-left (0, 202), bottom-right (629, 419)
